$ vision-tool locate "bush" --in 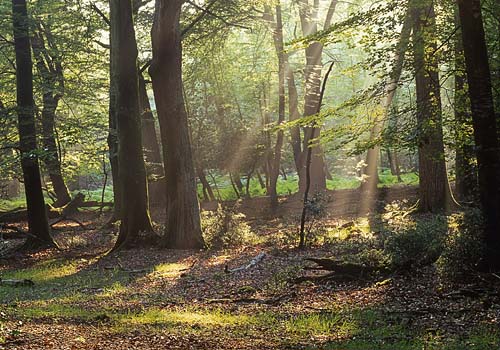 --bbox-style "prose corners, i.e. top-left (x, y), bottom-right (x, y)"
top-left (437, 209), bottom-right (485, 279)
top-left (201, 203), bottom-right (254, 249)
top-left (383, 215), bottom-right (448, 270)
